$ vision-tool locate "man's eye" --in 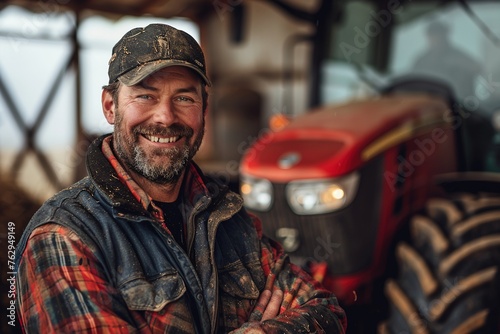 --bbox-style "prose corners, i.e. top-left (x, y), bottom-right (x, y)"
top-left (176, 96), bottom-right (194, 102)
